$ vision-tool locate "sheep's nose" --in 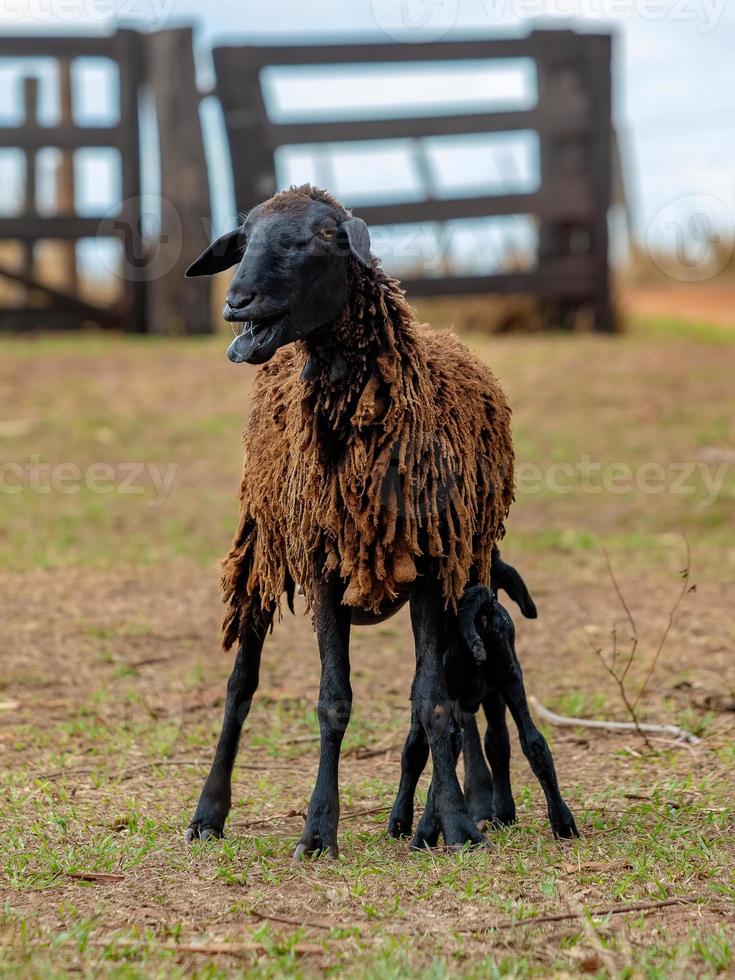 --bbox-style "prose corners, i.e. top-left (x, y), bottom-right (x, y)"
top-left (226, 290), bottom-right (256, 311)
